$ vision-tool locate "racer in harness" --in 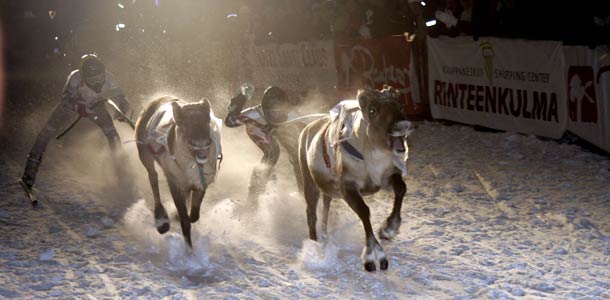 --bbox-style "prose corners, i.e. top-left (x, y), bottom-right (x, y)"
top-left (20, 54), bottom-right (131, 190)
top-left (225, 85), bottom-right (301, 201)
